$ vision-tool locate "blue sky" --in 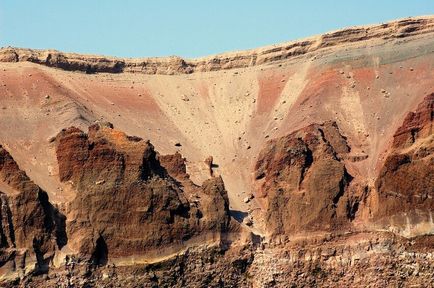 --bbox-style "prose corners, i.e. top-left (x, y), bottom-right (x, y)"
top-left (1, 1), bottom-right (433, 58)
